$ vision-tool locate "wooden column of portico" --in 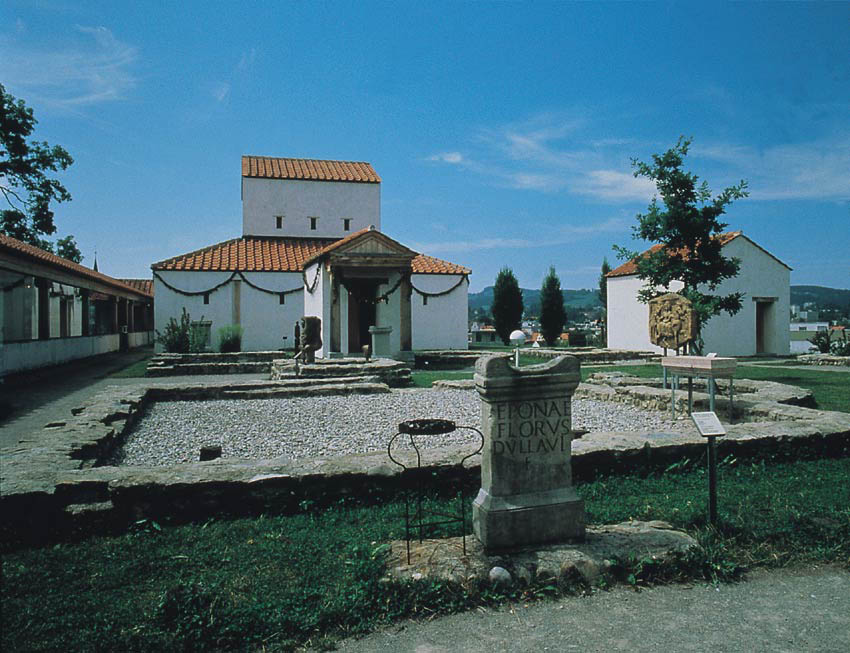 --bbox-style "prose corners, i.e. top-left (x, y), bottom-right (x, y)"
top-left (400, 274), bottom-right (412, 352)
top-left (330, 266), bottom-right (341, 354)
top-left (80, 289), bottom-right (90, 336)
top-left (36, 278), bottom-right (50, 339)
